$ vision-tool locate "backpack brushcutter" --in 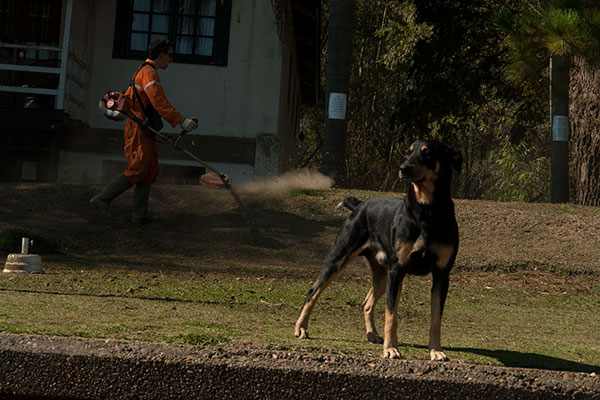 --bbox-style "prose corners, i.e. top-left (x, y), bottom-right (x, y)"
top-left (99, 91), bottom-right (233, 191)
